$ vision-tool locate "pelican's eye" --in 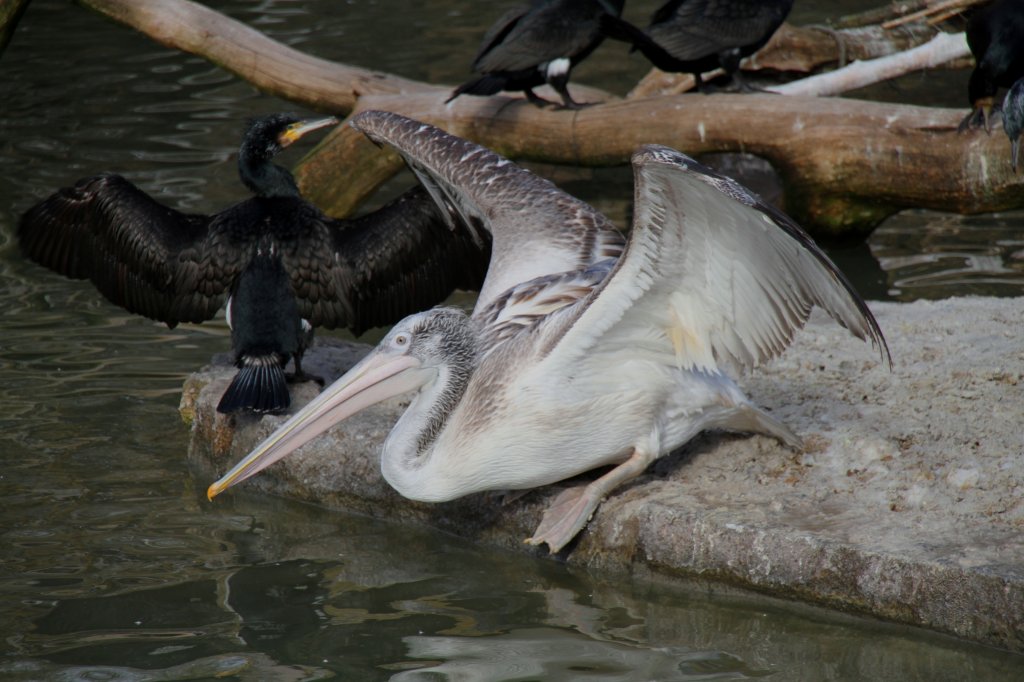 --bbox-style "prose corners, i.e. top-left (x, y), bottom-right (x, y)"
top-left (393, 333), bottom-right (410, 348)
